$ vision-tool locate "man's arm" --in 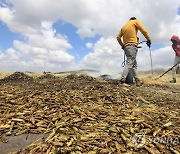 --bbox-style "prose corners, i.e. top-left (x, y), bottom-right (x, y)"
top-left (136, 20), bottom-right (151, 41)
top-left (172, 45), bottom-right (180, 56)
top-left (173, 45), bottom-right (180, 52)
top-left (116, 29), bottom-right (124, 48)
